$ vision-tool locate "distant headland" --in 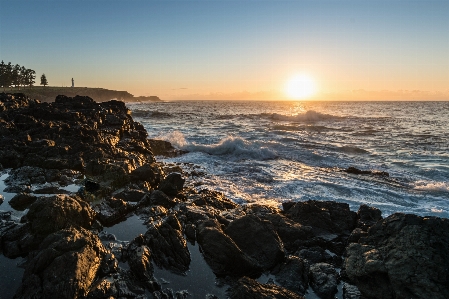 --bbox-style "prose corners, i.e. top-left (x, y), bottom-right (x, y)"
top-left (9, 86), bottom-right (162, 103)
